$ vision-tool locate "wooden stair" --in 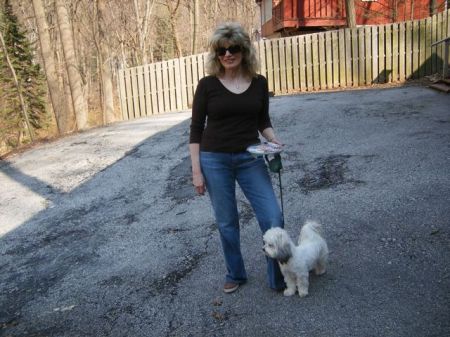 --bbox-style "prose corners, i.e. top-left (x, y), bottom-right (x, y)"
top-left (429, 78), bottom-right (450, 93)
